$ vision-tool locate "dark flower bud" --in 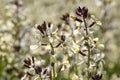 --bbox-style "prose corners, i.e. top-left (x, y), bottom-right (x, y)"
top-left (11, 0), bottom-right (23, 7)
top-left (34, 66), bottom-right (42, 74)
top-left (76, 6), bottom-right (88, 18)
top-left (77, 6), bottom-right (82, 12)
top-left (37, 25), bottom-right (44, 34)
top-left (76, 7), bottom-right (82, 16)
top-left (91, 74), bottom-right (102, 80)
top-left (83, 7), bottom-right (88, 18)
top-left (84, 42), bottom-right (89, 47)
top-left (43, 69), bottom-right (47, 74)
top-left (51, 62), bottom-right (54, 67)
top-left (42, 21), bottom-right (47, 31)
top-left (84, 36), bottom-right (89, 40)
top-left (24, 58), bottom-right (31, 66)
top-left (48, 22), bottom-right (51, 28)
top-left (57, 24), bottom-right (62, 29)
top-left (99, 74), bottom-right (102, 79)
top-left (82, 7), bottom-right (86, 12)
top-left (13, 45), bottom-right (21, 52)
top-left (61, 13), bottom-right (70, 24)
top-left (31, 56), bottom-right (35, 64)
top-left (81, 71), bottom-right (85, 76)
top-left (61, 35), bottom-right (65, 41)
